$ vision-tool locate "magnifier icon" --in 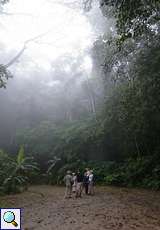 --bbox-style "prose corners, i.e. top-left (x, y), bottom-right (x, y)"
top-left (3, 211), bottom-right (18, 227)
